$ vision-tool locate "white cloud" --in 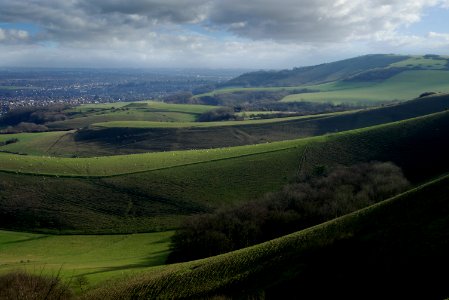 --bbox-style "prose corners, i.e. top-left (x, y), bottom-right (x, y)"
top-left (0, 28), bottom-right (30, 43)
top-left (0, 0), bottom-right (448, 68)
top-left (428, 31), bottom-right (449, 41)
top-left (208, 0), bottom-right (443, 42)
